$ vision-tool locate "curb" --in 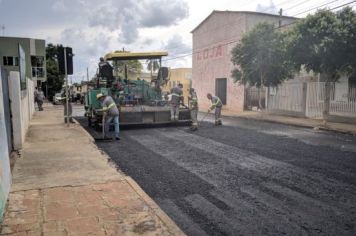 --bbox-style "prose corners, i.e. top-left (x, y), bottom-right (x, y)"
top-left (238, 115), bottom-right (356, 135)
top-left (73, 118), bottom-right (95, 142)
top-left (125, 176), bottom-right (186, 236)
top-left (73, 118), bottom-right (186, 235)
top-left (207, 112), bottom-right (356, 136)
